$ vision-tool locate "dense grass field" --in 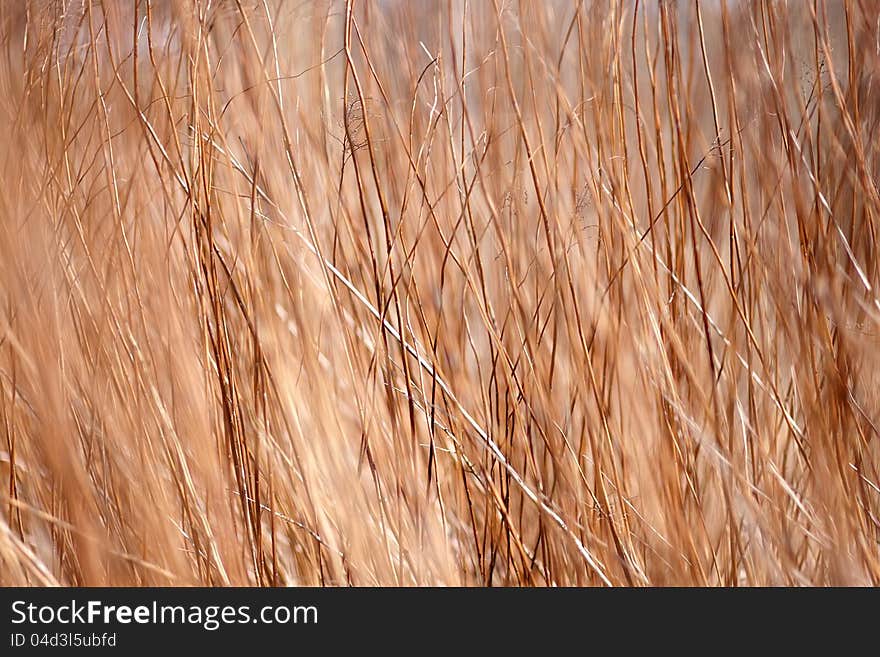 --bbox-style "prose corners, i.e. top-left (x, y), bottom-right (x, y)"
top-left (0, 0), bottom-right (878, 586)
